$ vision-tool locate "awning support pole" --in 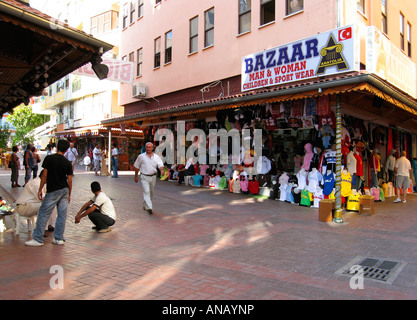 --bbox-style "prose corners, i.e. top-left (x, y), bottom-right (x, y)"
top-left (333, 94), bottom-right (344, 223)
